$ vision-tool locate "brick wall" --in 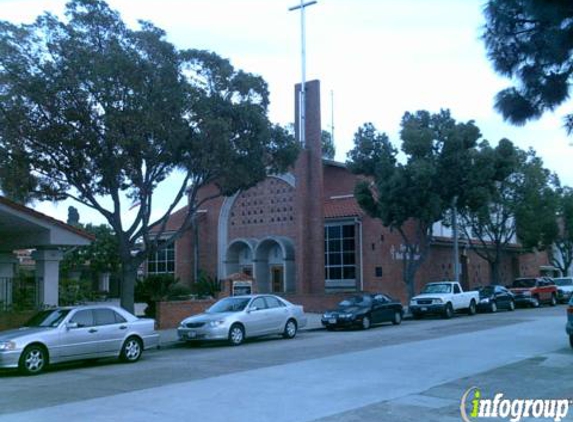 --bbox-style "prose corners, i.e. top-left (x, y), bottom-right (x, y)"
top-left (156, 299), bottom-right (216, 329)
